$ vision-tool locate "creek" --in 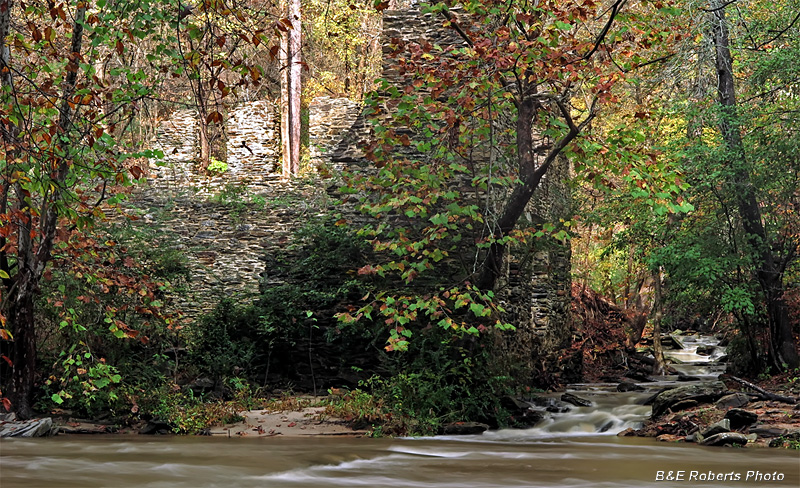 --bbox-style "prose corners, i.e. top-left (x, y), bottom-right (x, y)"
top-left (1, 336), bottom-right (798, 487)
